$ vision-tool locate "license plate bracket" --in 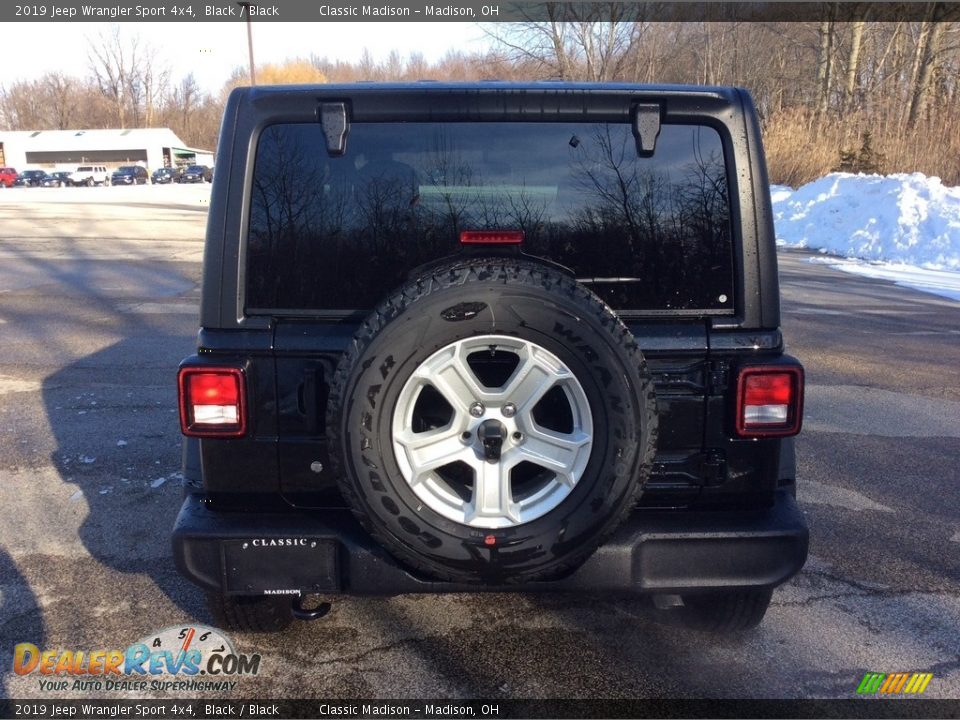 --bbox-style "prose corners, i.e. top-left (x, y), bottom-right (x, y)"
top-left (221, 538), bottom-right (339, 594)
